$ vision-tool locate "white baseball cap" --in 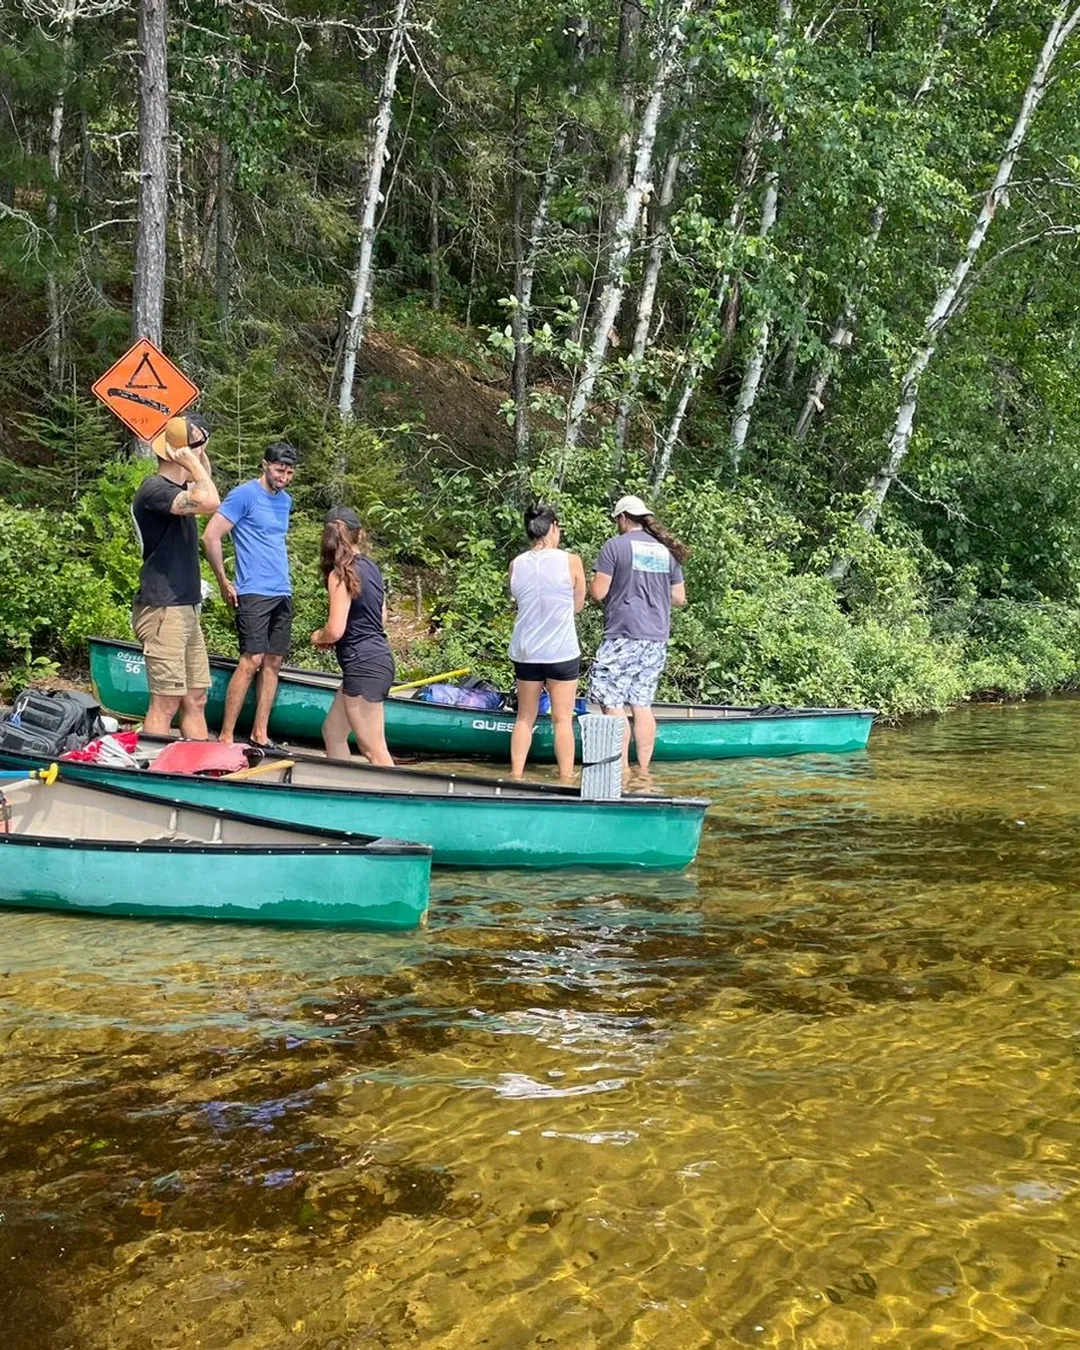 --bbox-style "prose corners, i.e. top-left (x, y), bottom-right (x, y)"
top-left (612, 494), bottom-right (652, 519)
